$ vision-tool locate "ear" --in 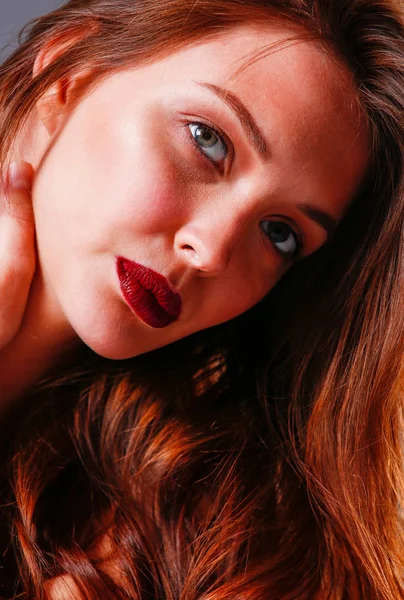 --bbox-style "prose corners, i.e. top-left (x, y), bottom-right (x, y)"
top-left (33, 33), bottom-right (95, 135)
